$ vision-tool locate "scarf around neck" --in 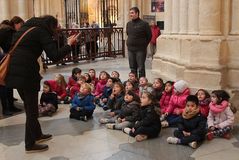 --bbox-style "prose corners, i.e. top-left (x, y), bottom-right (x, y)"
top-left (209, 100), bottom-right (228, 114)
